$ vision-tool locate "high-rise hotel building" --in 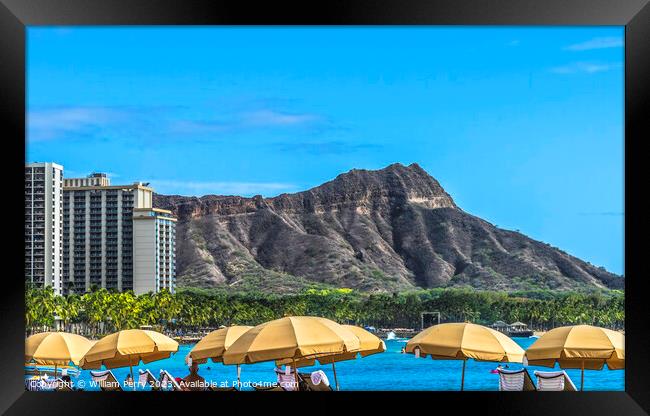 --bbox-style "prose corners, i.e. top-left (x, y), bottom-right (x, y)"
top-left (62, 175), bottom-right (155, 294)
top-left (61, 174), bottom-right (176, 295)
top-left (25, 162), bottom-right (64, 295)
top-left (26, 165), bottom-right (177, 295)
top-left (133, 208), bottom-right (177, 294)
